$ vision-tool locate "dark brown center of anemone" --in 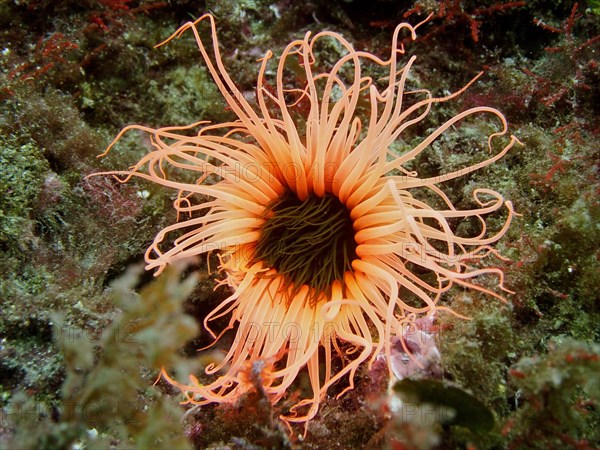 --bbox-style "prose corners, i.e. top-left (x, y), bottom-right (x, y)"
top-left (253, 191), bottom-right (357, 304)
